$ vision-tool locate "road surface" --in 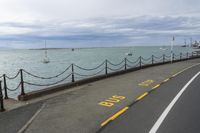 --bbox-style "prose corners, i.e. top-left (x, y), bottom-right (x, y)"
top-left (99, 63), bottom-right (200, 133)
